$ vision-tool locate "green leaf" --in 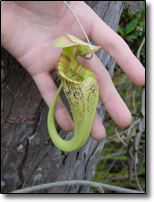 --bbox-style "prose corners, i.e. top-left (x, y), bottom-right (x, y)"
top-left (125, 18), bottom-right (138, 34)
top-left (118, 27), bottom-right (125, 35)
top-left (141, 9), bottom-right (145, 19)
top-left (141, 1), bottom-right (145, 18)
top-left (135, 11), bottom-right (140, 19)
top-left (125, 35), bottom-right (137, 40)
top-left (142, 1), bottom-right (145, 12)
top-left (122, 11), bottom-right (129, 17)
top-left (128, 8), bottom-right (133, 19)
